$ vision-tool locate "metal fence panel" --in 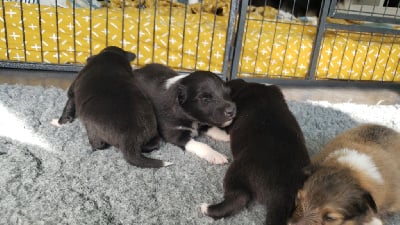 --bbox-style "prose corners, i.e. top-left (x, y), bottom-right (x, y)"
top-left (0, 0), bottom-right (236, 79)
top-left (0, 0), bottom-right (399, 83)
top-left (230, 0), bottom-right (399, 82)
